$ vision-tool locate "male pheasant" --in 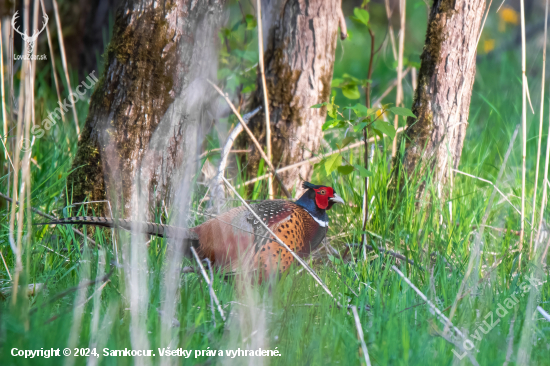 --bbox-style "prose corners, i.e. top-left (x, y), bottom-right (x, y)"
top-left (44, 182), bottom-right (344, 275)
